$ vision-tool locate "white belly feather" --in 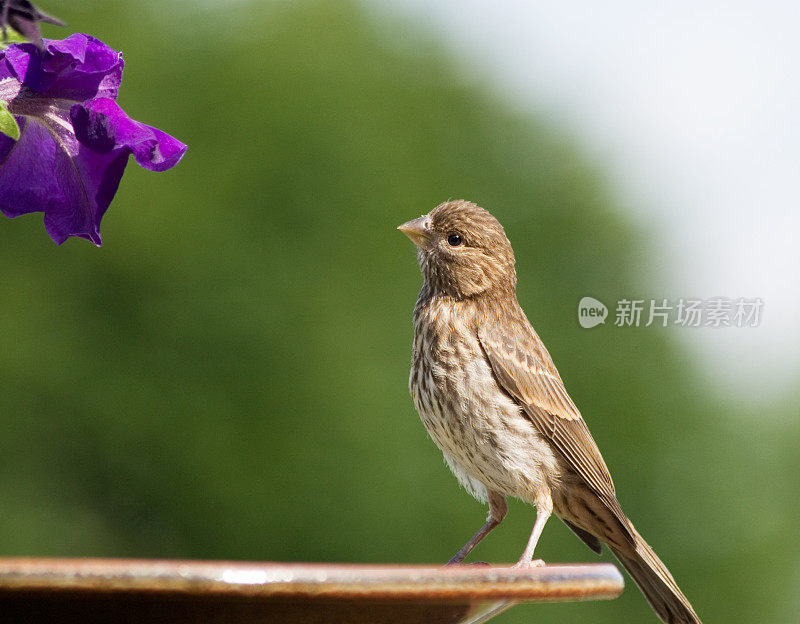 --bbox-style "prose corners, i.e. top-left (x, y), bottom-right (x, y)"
top-left (410, 346), bottom-right (561, 506)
